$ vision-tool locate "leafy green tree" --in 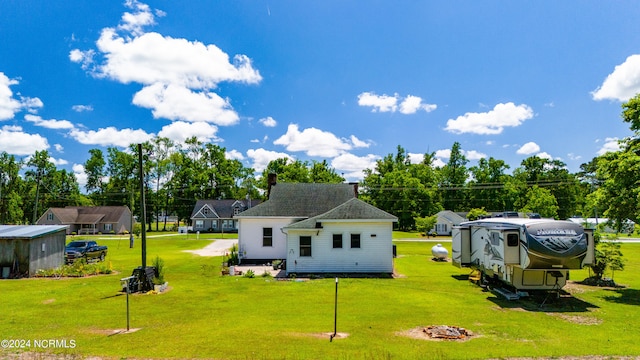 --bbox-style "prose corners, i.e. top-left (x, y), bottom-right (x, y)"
top-left (591, 241), bottom-right (625, 281)
top-left (362, 146), bottom-right (441, 230)
top-left (519, 185), bottom-right (559, 219)
top-left (415, 215), bottom-right (437, 236)
top-left (309, 160), bottom-right (344, 183)
top-left (25, 150), bottom-right (56, 223)
top-left (621, 93), bottom-right (640, 132)
top-left (467, 157), bottom-right (510, 211)
top-left (150, 137), bottom-right (174, 230)
top-left (440, 142), bottom-right (468, 211)
top-left (258, 158), bottom-right (344, 194)
top-left (0, 152), bottom-right (24, 224)
top-left (84, 148), bottom-right (106, 198)
top-left (512, 156), bottom-right (580, 219)
top-left (467, 208), bottom-right (489, 221)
